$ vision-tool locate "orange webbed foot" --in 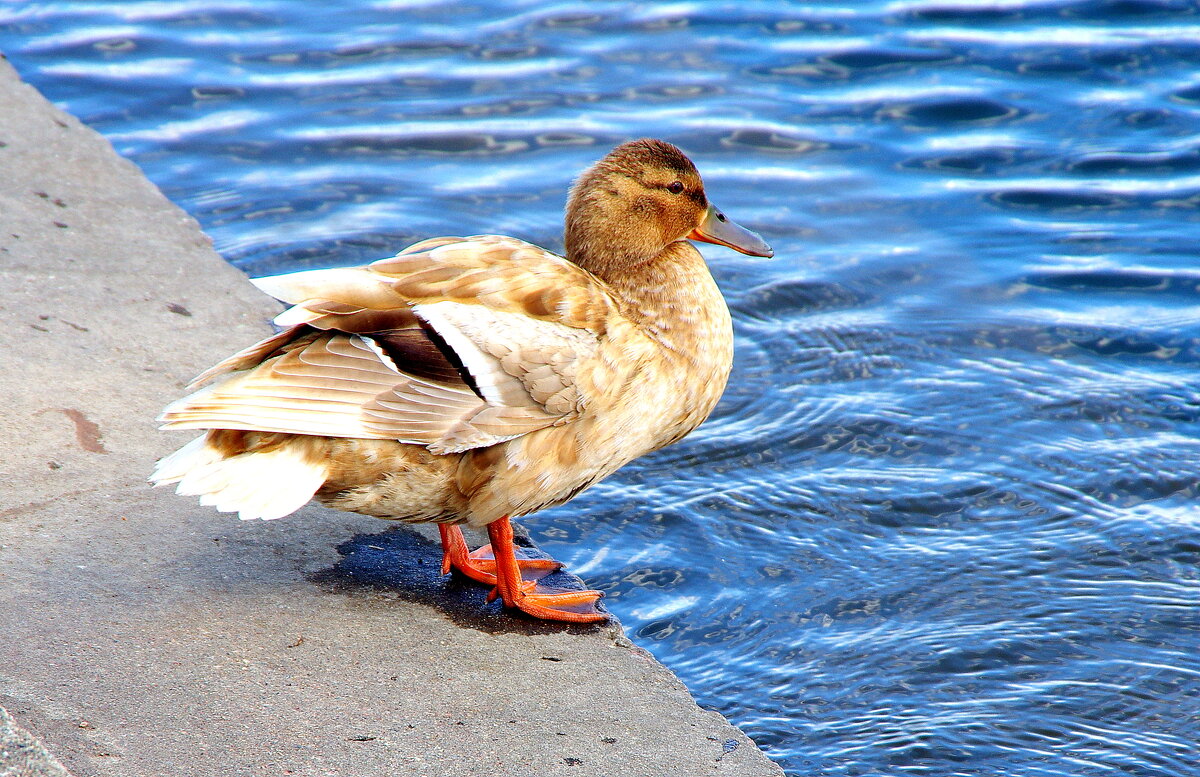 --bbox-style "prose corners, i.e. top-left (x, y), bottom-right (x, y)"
top-left (500, 584), bottom-right (607, 623)
top-left (467, 542), bottom-right (563, 576)
top-left (485, 517), bottom-right (607, 624)
top-left (438, 524), bottom-right (563, 595)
